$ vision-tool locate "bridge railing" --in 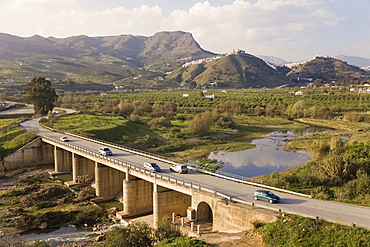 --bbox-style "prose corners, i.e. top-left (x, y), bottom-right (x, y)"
top-left (197, 168), bottom-right (312, 198)
top-left (65, 132), bottom-right (179, 166)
